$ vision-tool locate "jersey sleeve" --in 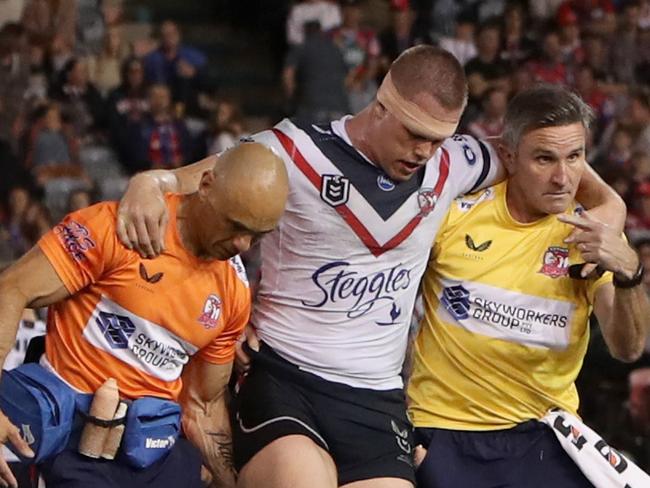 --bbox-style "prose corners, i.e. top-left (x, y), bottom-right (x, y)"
top-left (443, 134), bottom-right (502, 197)
top-left (37, 202), bottom-right (127, 294)
top-left (197, 269), bottom-right (251, 365)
